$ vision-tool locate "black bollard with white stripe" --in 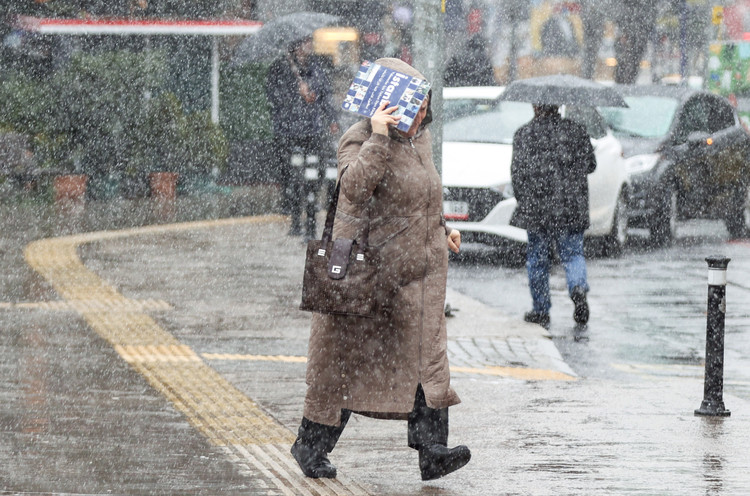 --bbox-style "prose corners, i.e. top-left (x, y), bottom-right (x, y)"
top-left (695, 255), bottom-right (731, 417)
